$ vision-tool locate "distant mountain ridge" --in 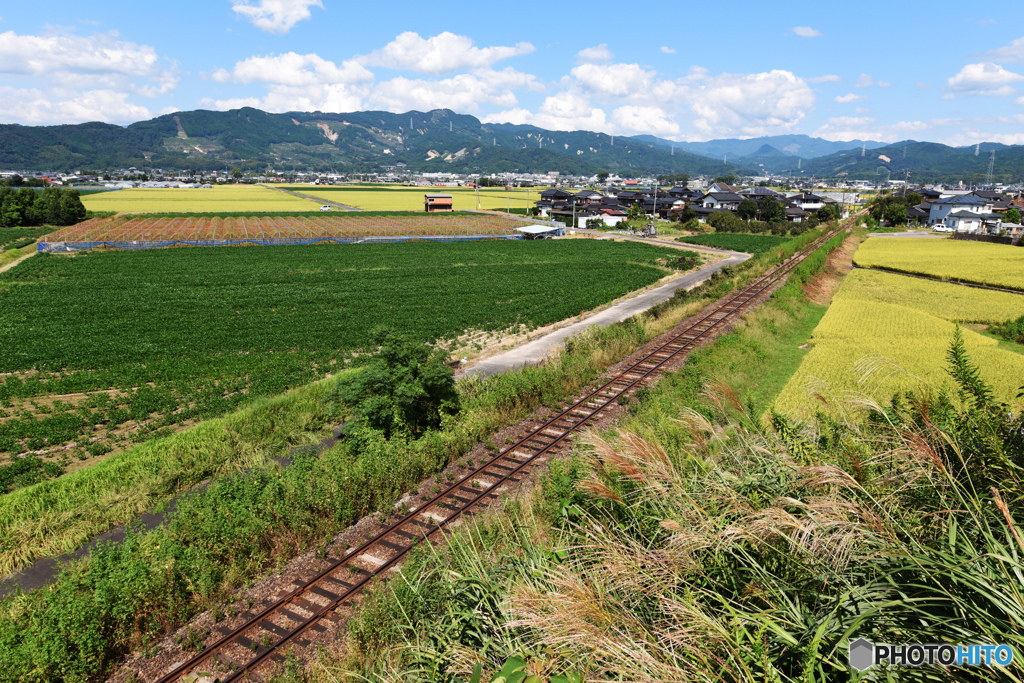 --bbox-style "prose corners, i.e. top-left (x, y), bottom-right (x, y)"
top-left (799, 140), bottom-right (1024, 184)
top-left (635, 133), bottom-right (888, 160)
top-left (1, 108), bottom-right (1022, 182)
top-left (0, 108), bottom-right (732, 176)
